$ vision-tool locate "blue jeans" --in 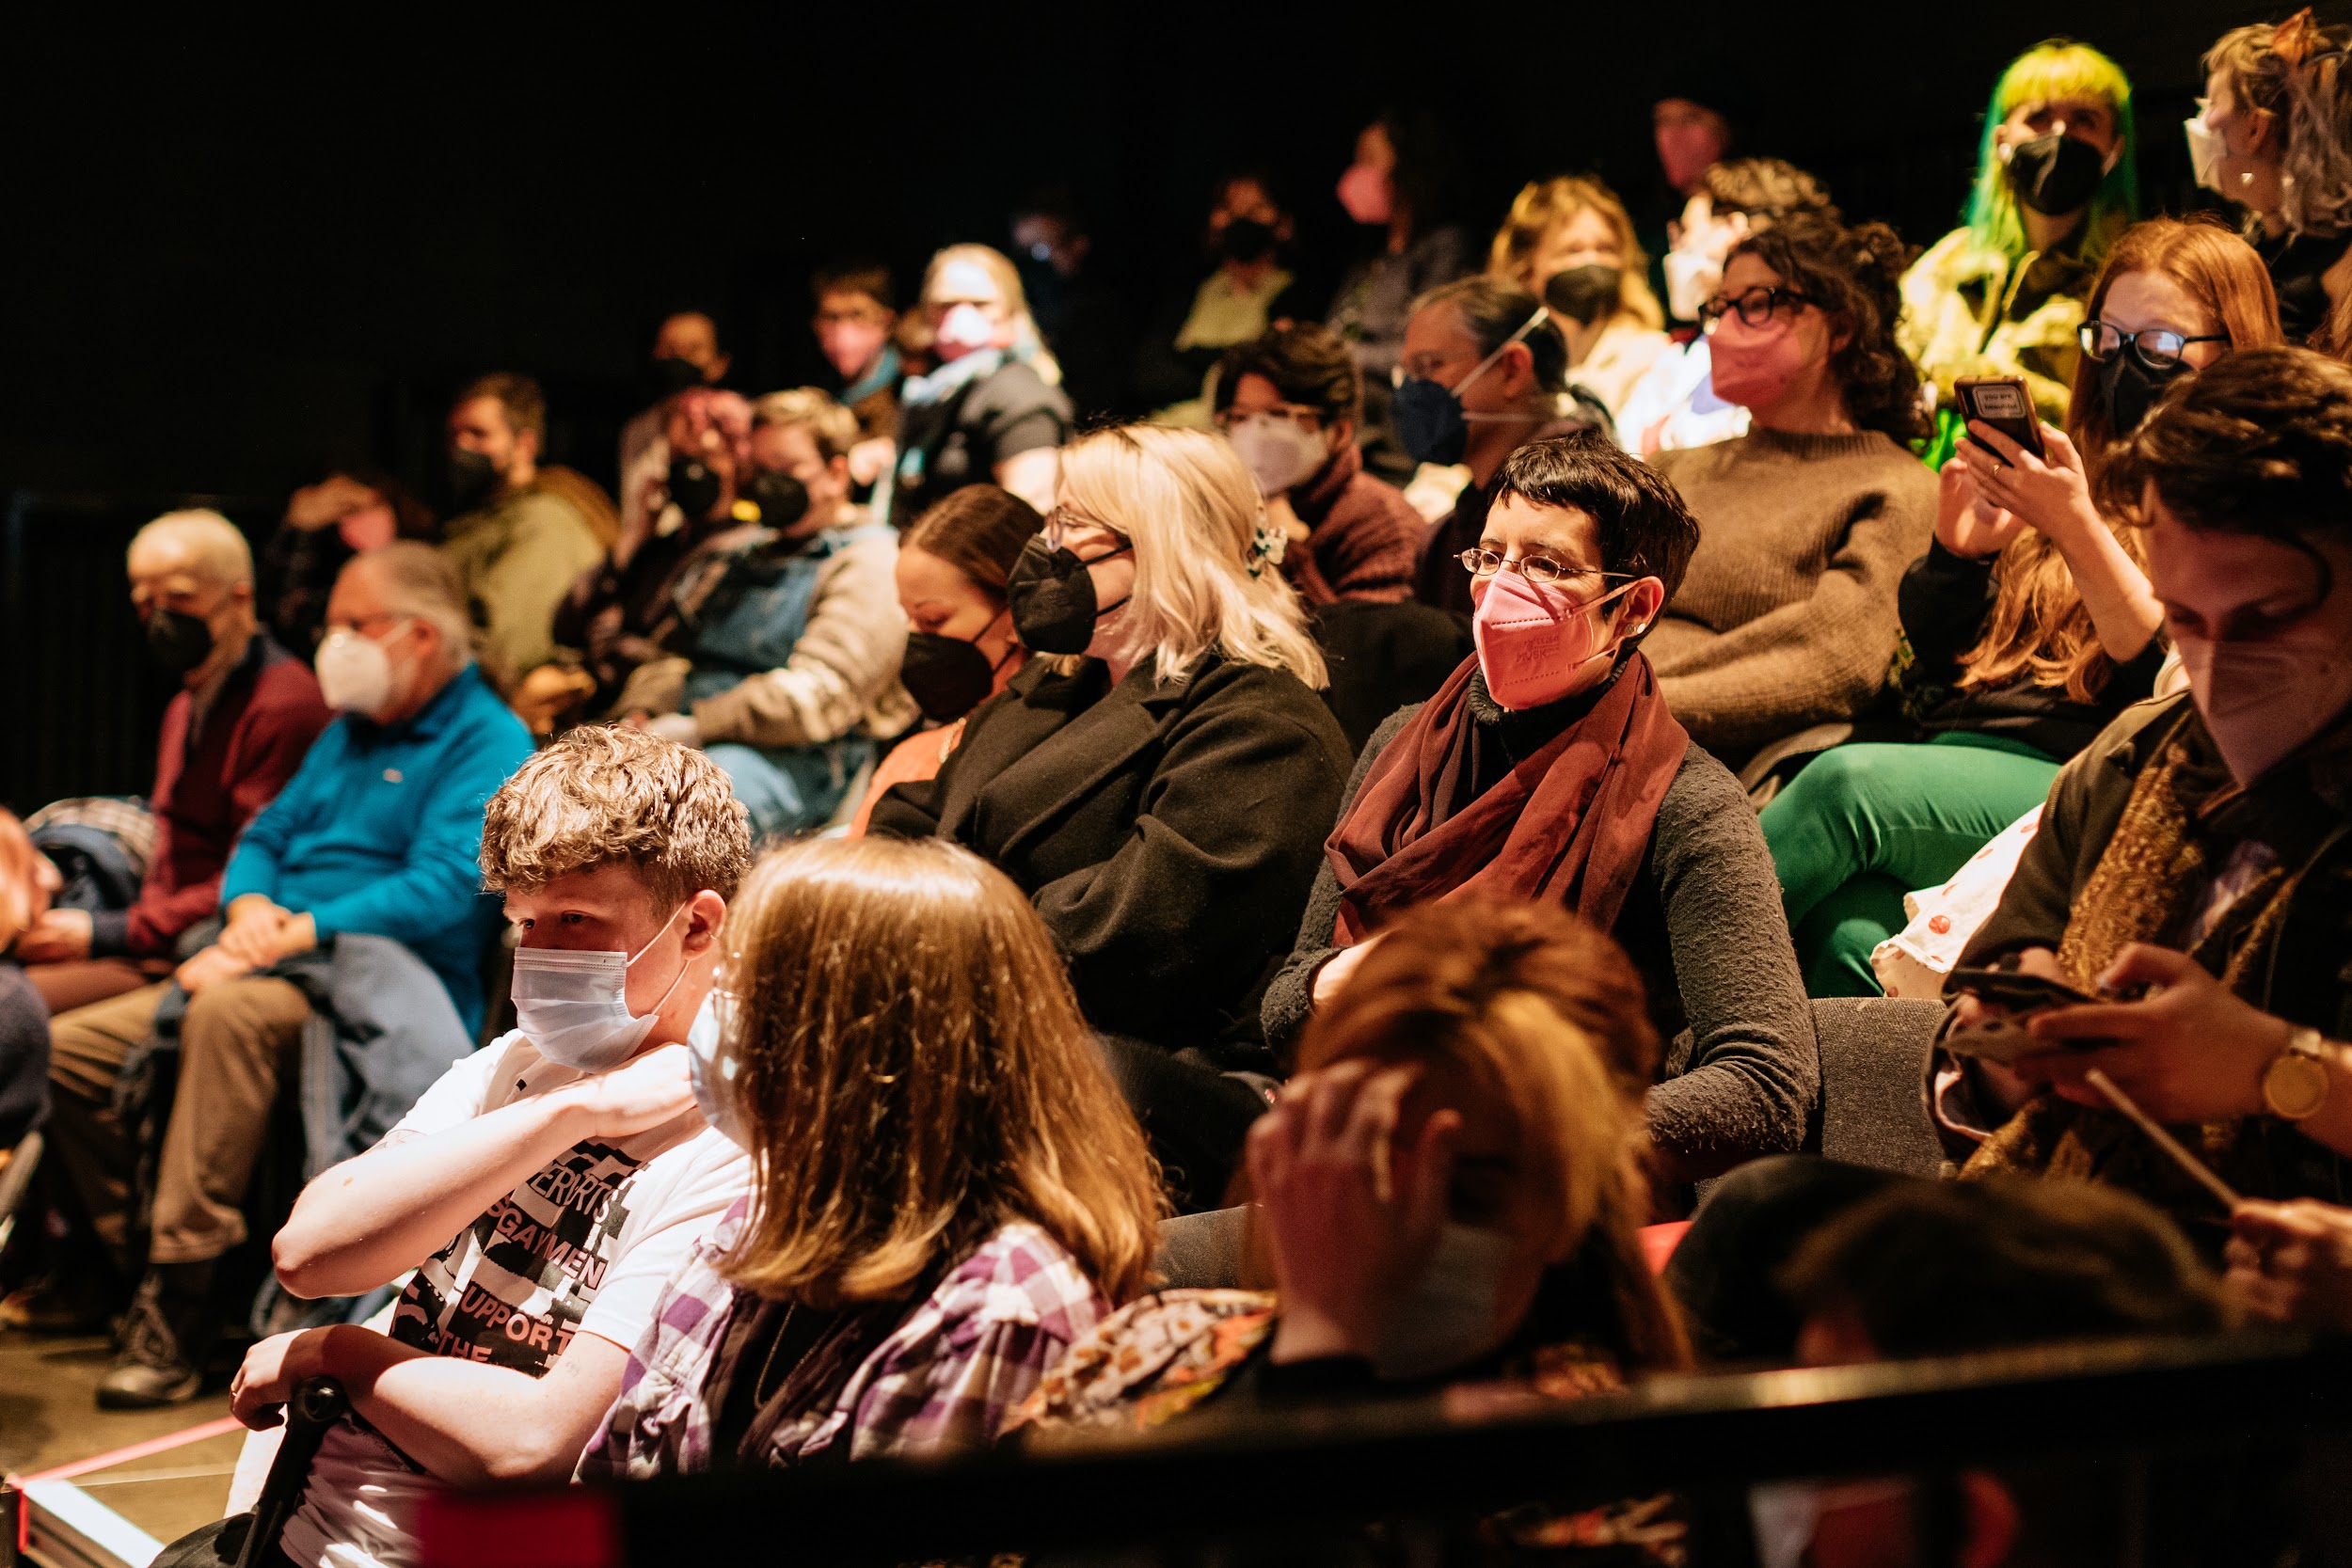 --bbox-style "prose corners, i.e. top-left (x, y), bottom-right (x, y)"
top-left (706, 739), bottom-right (871, 841)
